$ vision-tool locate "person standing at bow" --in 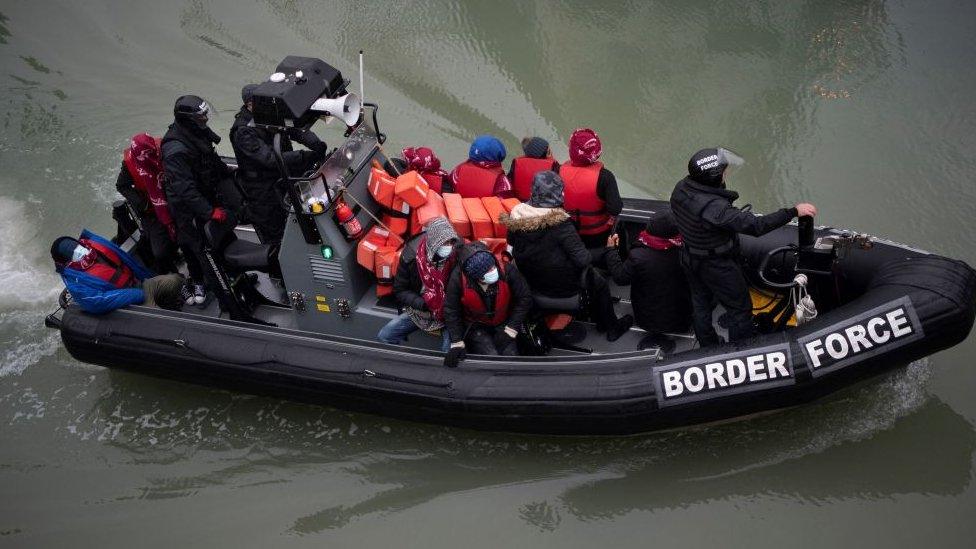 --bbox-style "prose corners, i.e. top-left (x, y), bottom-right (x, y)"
top-left (670, 147), bottom-right (817, 346)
